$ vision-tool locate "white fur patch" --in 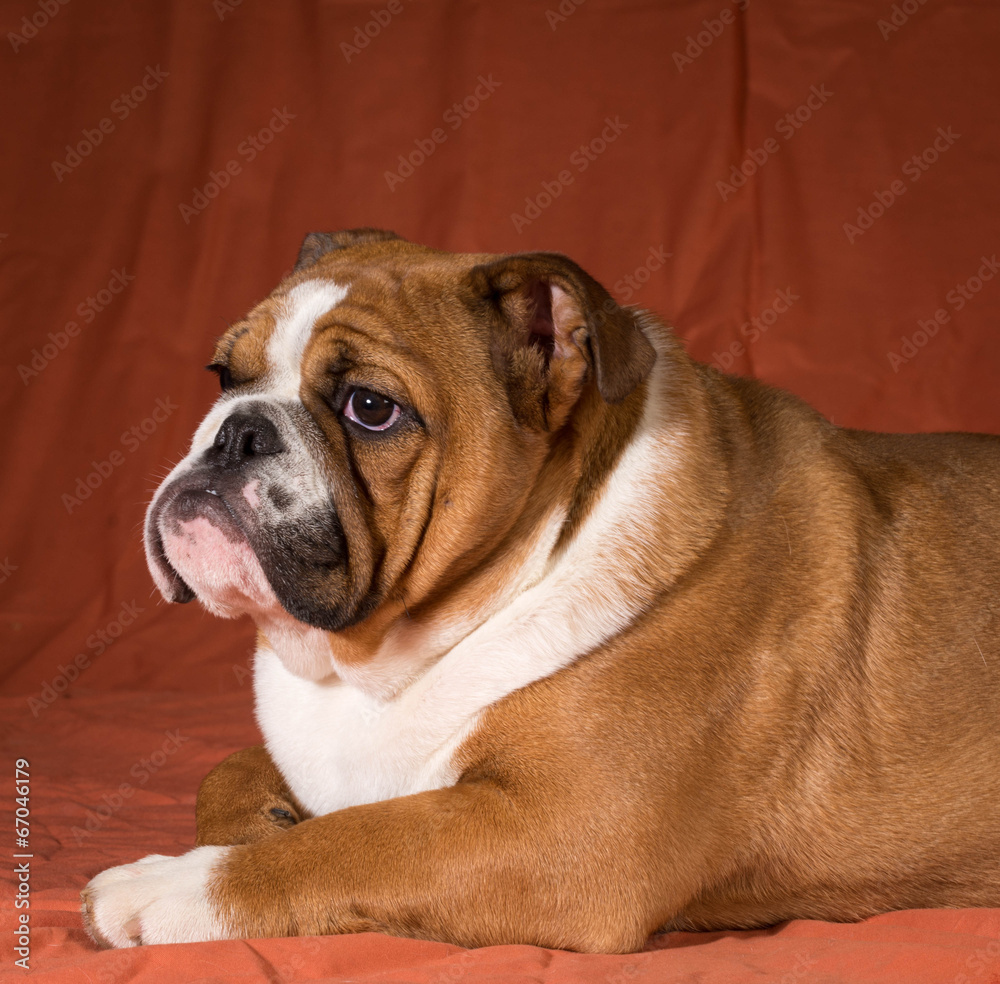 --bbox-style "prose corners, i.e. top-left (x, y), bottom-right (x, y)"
top-left (82, 847), bottom-right (232, 947)
top-left (256, 333), bottom-right (681, 817)
top-left (179, 279), bottom-right (349, 456)
top-left (146, 280), bottom-right (348, 616)
top-left (148, 396), bottom-right (337, 635)
top-left (268, 280), bottom-right (349, 400)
